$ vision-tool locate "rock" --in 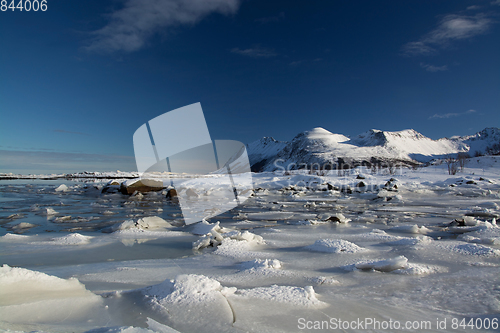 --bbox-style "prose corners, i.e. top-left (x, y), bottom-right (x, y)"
top-left (356, 175), bottom-right (366, 179)
top-left (356, 181), bottom-right (366, 188)
top-left (166, 188), bottom-right (178, 199)
top-left (324, 213), bottom-right (350, 223)
top-left (101, 185), bottom-right (120, 194)
top-left (120, 178), bottom-right (165, 195)
top-left (466, 180), bottom-right (476, 185)
top-left (384, 179), bottom-right (398, 191)
top-left (340, 186), bottom-right (352, 194)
